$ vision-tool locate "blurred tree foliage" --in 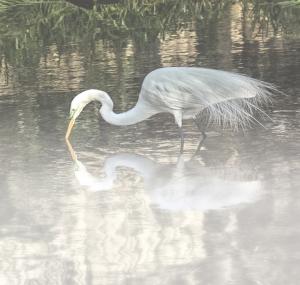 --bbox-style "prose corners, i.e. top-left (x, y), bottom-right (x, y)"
top-left (0, 0), bottom-right (299, 69)
top-left (0, 0), bottom-right (228, 68)
top-left (242, 0), bottom-right (300, 35)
